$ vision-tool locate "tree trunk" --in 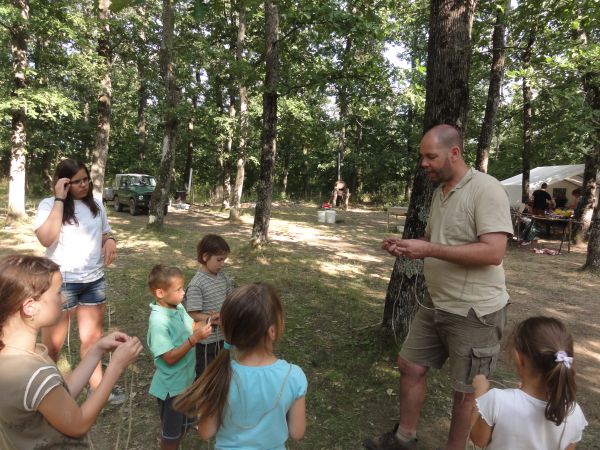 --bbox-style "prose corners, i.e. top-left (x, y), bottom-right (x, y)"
top-left (336, 34), bottom-right (352, 182)
top-left (581, 60), bottom-right (600, 269)
top-left (136, 5), bottom-right (148, 162)
top-left (281, 150), bottom-right (289, 197)
top-left (573, 25), bottom-right (599, 246)
top-left (475, 0), bottom-right (509, 173)
top-left (148, 0), bottom-right (177, 229)
top-left (222, 90), bottom-right (235, 209)
top-left (382, 0), bottom-right (477, 339)
top-left (185, 70), bottom-right (201, 190)
top-left (8, 0), bottom-right (29, 219)
top-left (136, 59), bottom-right (147, 162)
top-left (251, 0), bottom-right (279, 246)
top-left (91, 0), bottom-right (112, 198)
top-left (521, 32), bottom-right (535, 201)
top-left (584, 200), bottom-right (600, 271)
top-left (229, 0), bottom-right (248, 221)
